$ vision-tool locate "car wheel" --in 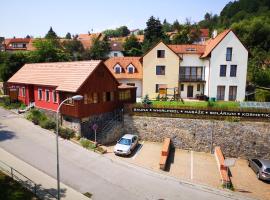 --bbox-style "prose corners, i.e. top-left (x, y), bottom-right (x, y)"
top-left (257, 173), bottom-right (260, 180)
top-left (248, 162), bottom-right (250, 167)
